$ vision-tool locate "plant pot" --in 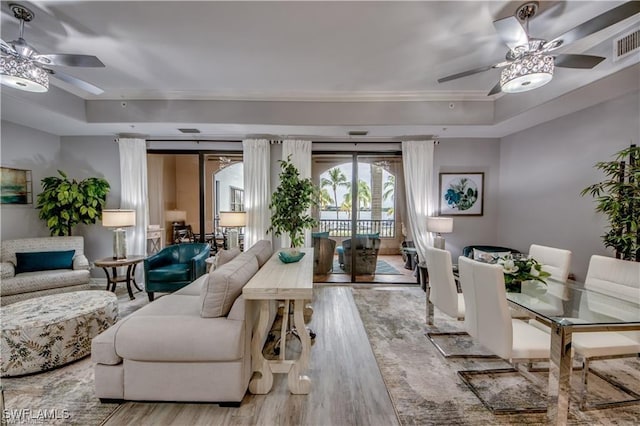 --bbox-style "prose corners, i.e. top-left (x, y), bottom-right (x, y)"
top-left (506, 280), bottom-right (521, 293)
